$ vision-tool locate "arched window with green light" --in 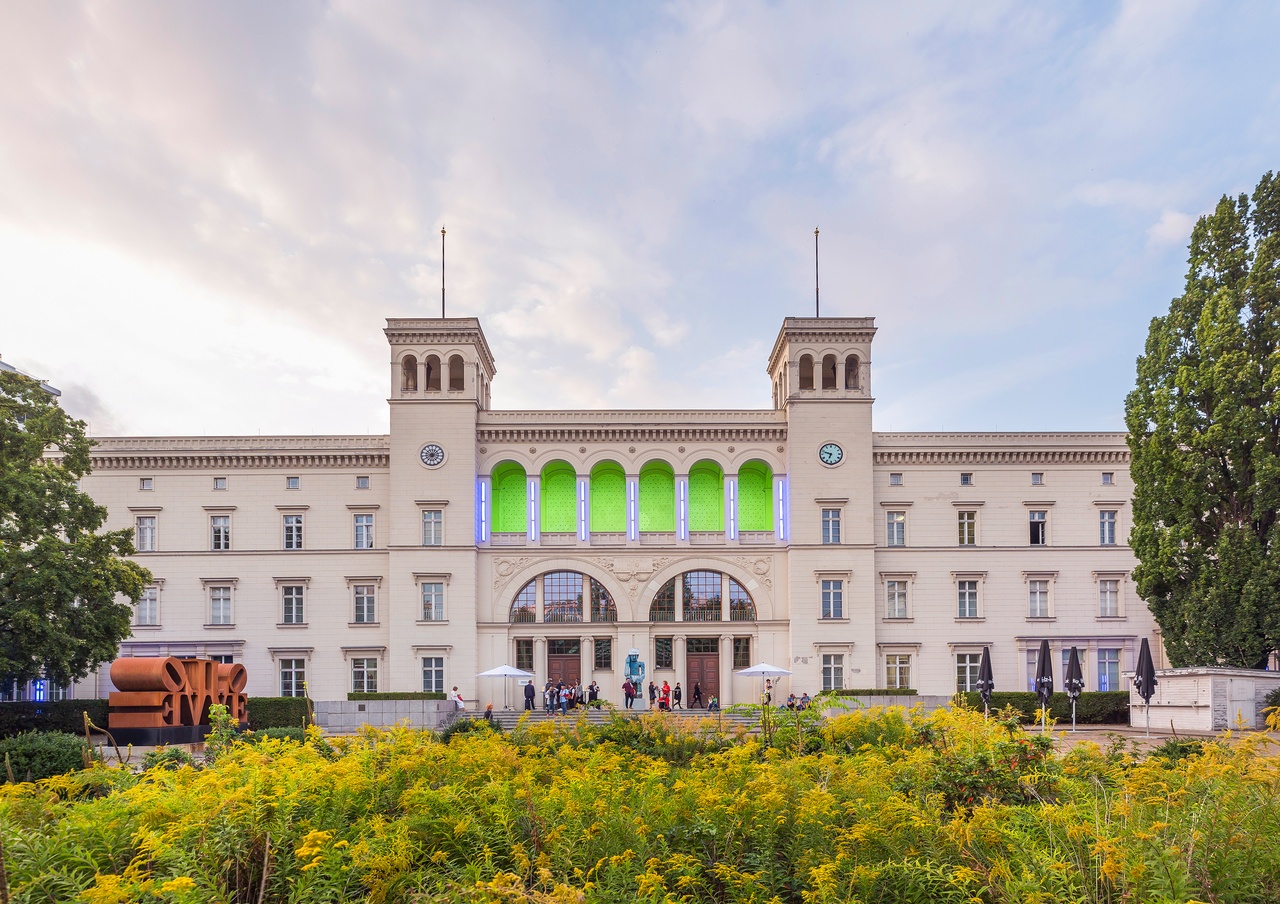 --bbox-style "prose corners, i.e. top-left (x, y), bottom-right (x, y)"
top-left (540, 460), bottom-right (577, 533)
top-left (590, 460), bottom-right (626, 533)
top-left (688, 460), bottom-right (724, 532)
top-left (639, 460), bottom-right (675, 533)
top-left (737, 460), bottom-right (773, 532)
top-left (491, 461), bottom-right (527, 534)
